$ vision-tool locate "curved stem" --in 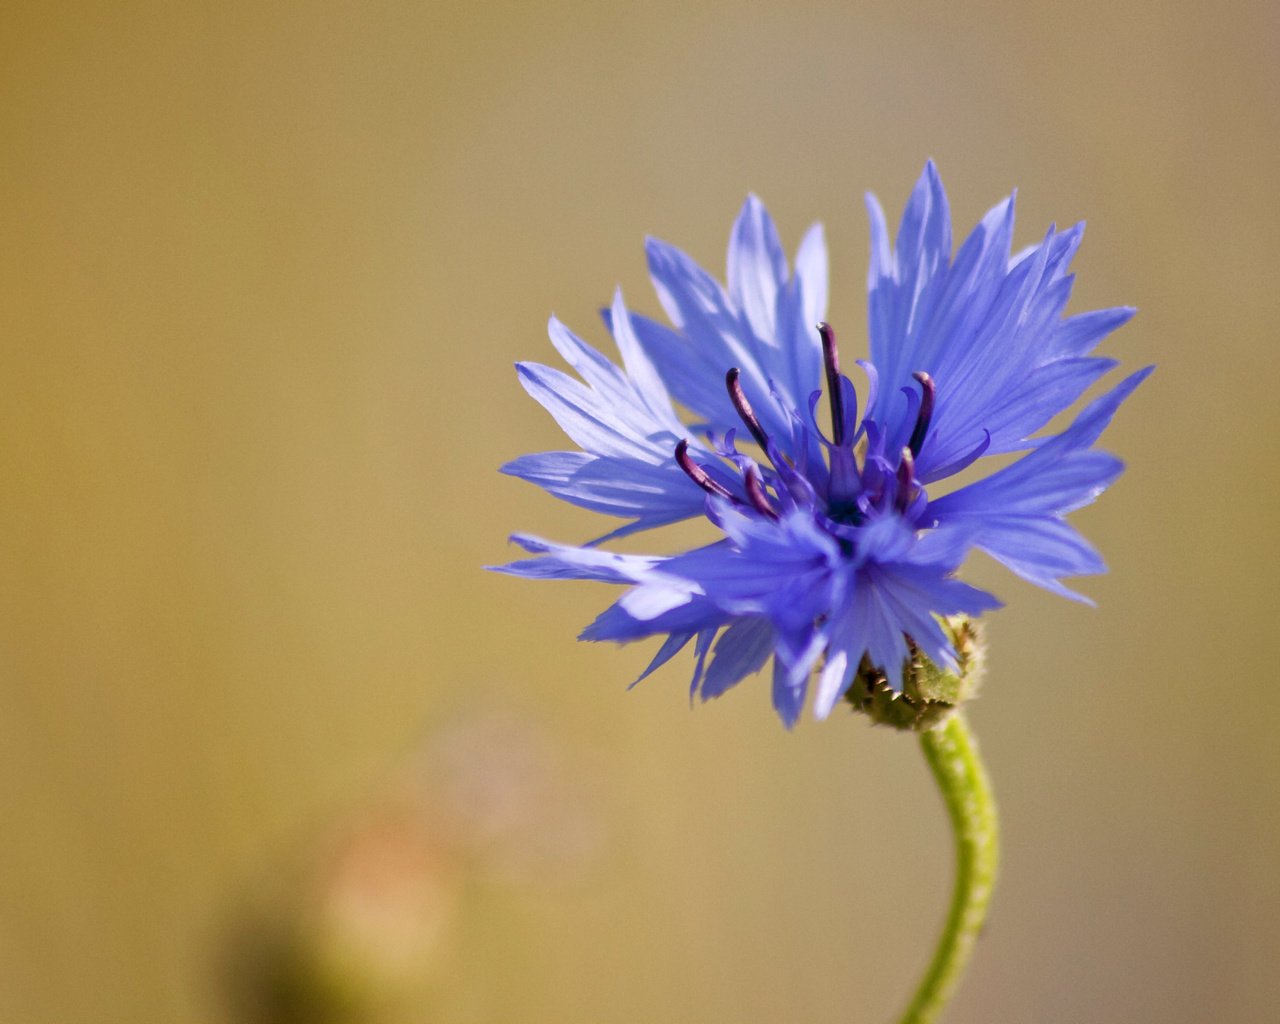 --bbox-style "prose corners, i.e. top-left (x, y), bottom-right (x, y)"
top-left (898, 712), bottom-right (1000, 1024)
